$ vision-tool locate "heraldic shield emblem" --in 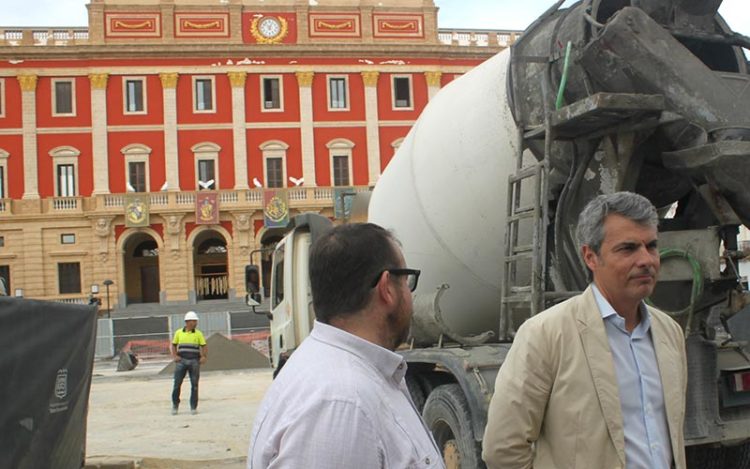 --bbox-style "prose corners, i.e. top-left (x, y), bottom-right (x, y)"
top-left (264, 190), bottom-right (289, 228)
top-left (124, 195), bottom-right (150, 227)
